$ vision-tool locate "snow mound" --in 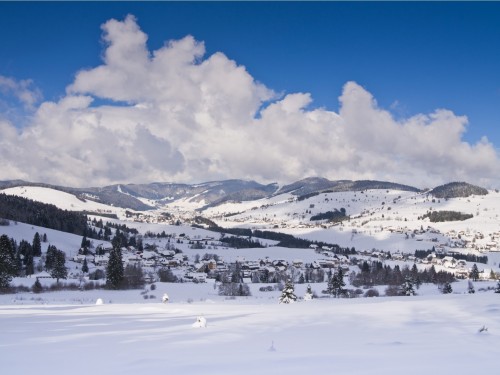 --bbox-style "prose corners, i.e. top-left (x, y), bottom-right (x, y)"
top-left (95, 298), bottom-right (104, 305)
top-left (192, 316), bottom-right (207, 328)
